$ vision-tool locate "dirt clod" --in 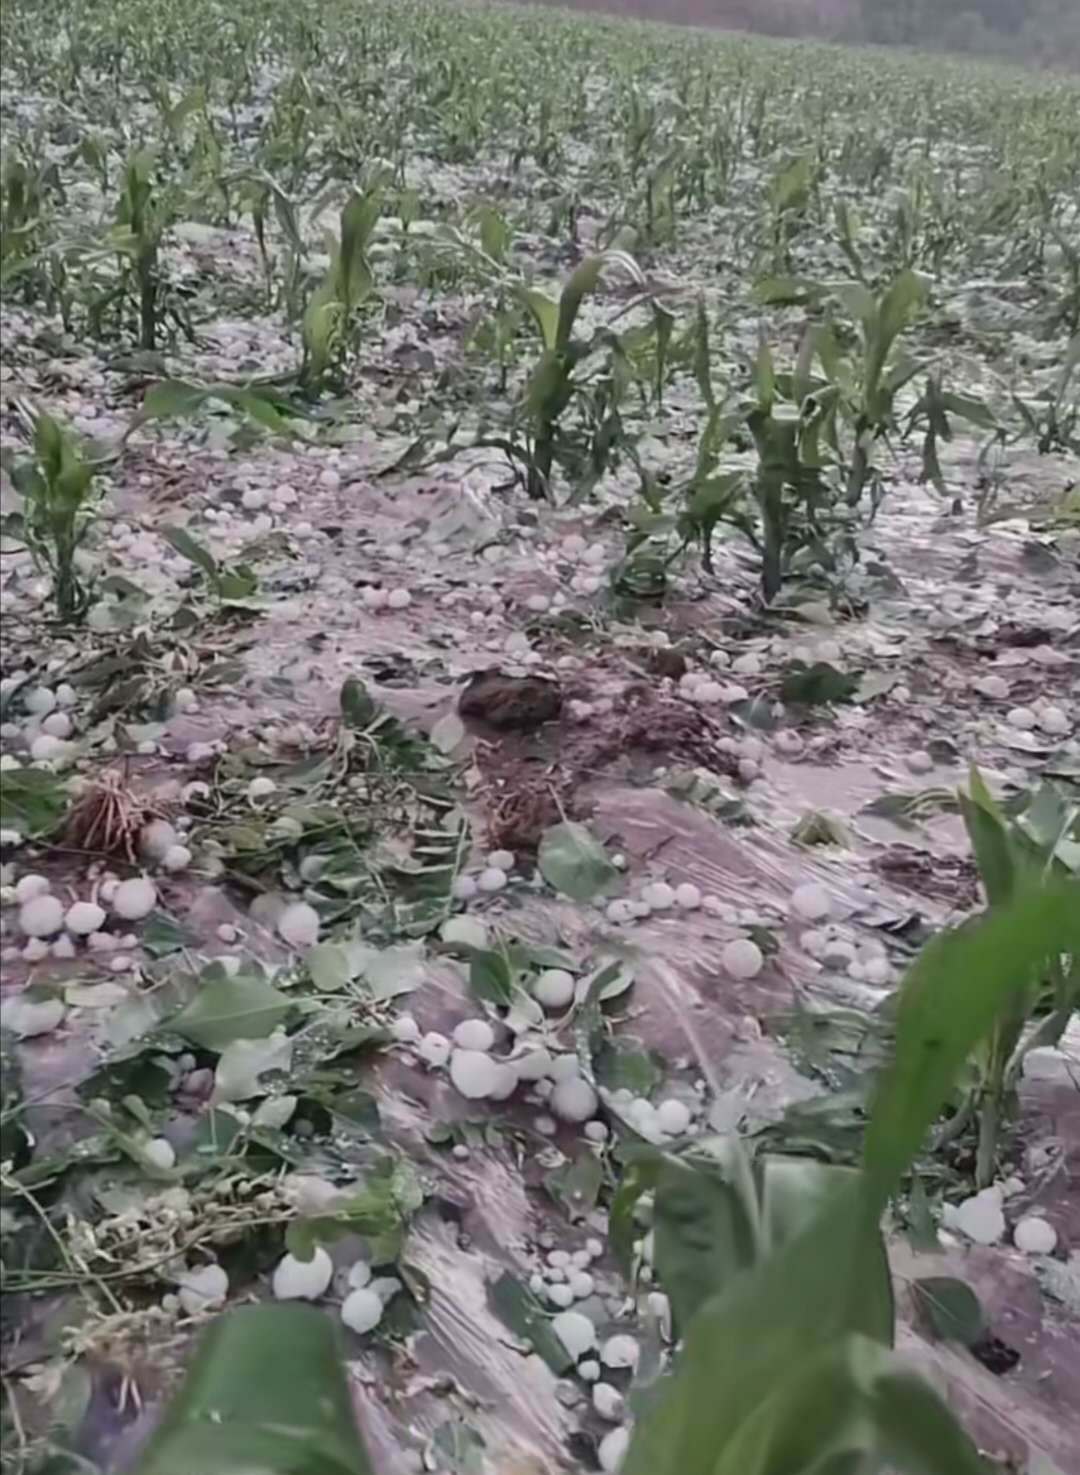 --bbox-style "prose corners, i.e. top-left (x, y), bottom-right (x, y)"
top-left (458, 669), bottom-right (563, 732)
